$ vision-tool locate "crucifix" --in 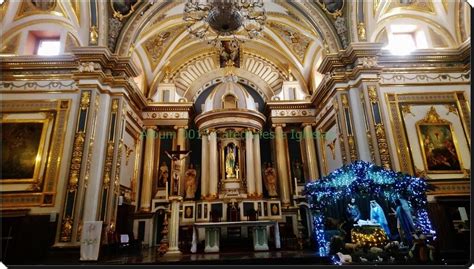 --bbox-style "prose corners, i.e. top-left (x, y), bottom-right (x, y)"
top-left (165, 145), bottom-right (191, 196)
